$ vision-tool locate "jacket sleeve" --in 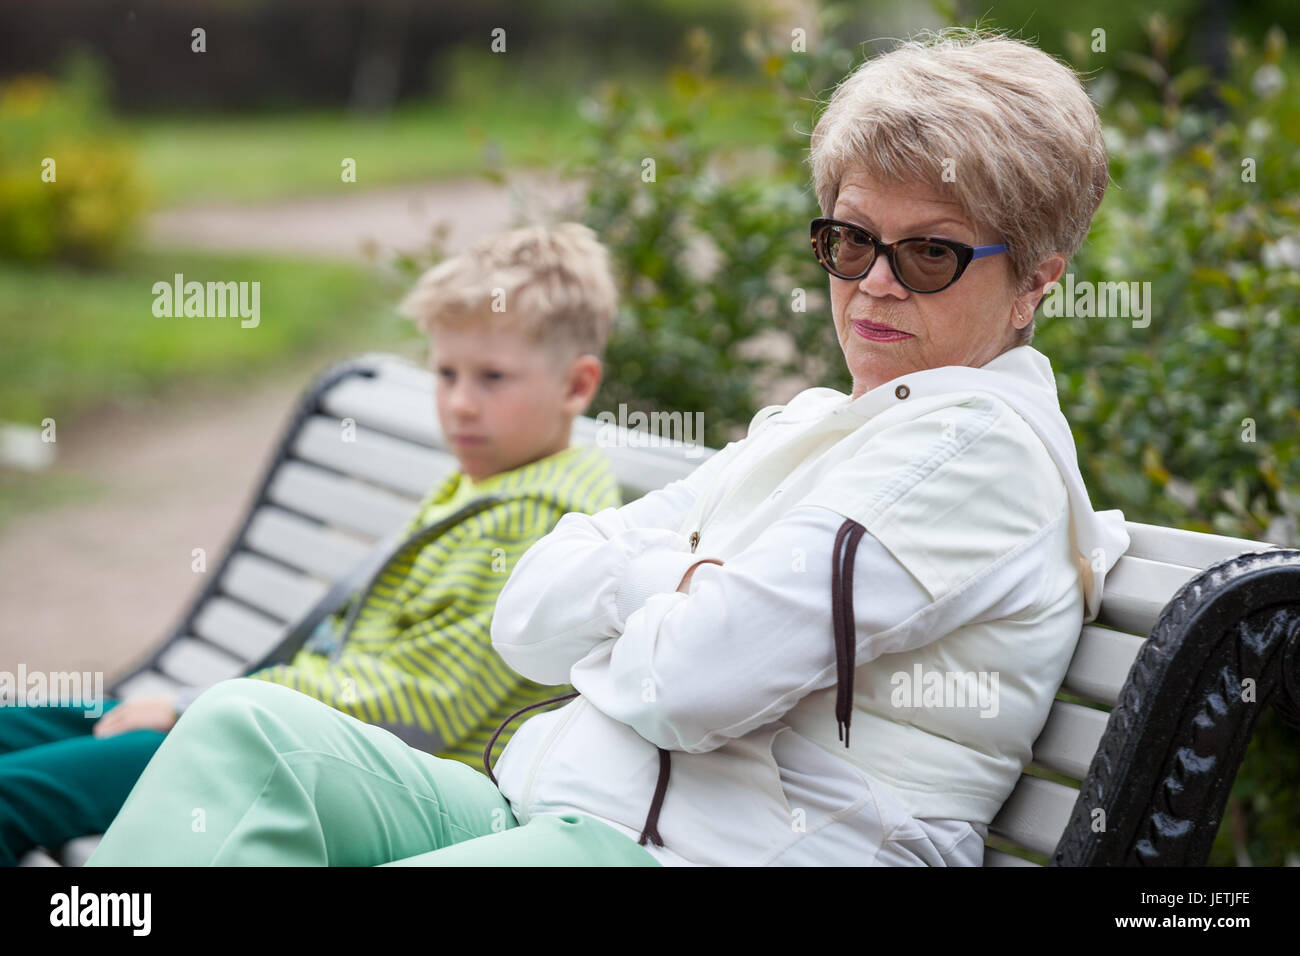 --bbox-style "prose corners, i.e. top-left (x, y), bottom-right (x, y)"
top-left (247, 509), bottom-right (558, 752)
top-left (566, 401), bottom-right (1069, 753)
top-left (491, 439), bottom-right (749, 686)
